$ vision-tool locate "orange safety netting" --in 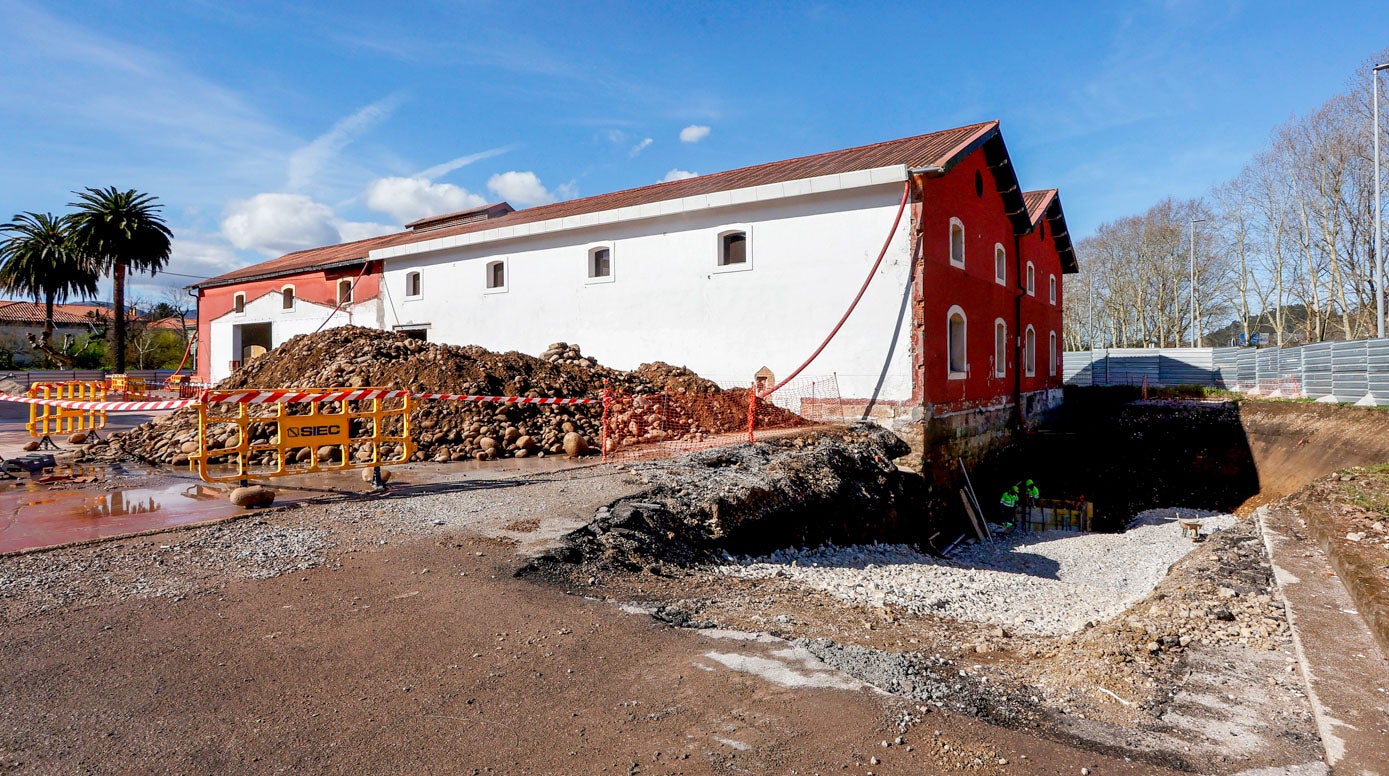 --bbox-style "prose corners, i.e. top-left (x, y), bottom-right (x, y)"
top-left (599, 374), bottom-right (848, 462)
